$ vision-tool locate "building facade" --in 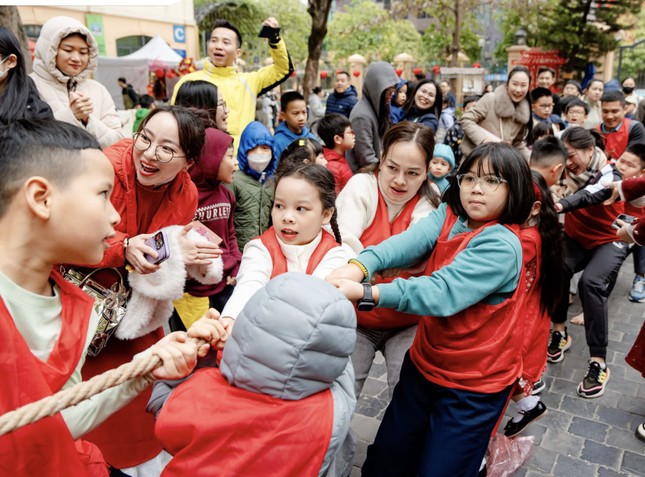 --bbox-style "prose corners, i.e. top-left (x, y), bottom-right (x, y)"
top-left (18, 3), bottom-right (199, 59)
